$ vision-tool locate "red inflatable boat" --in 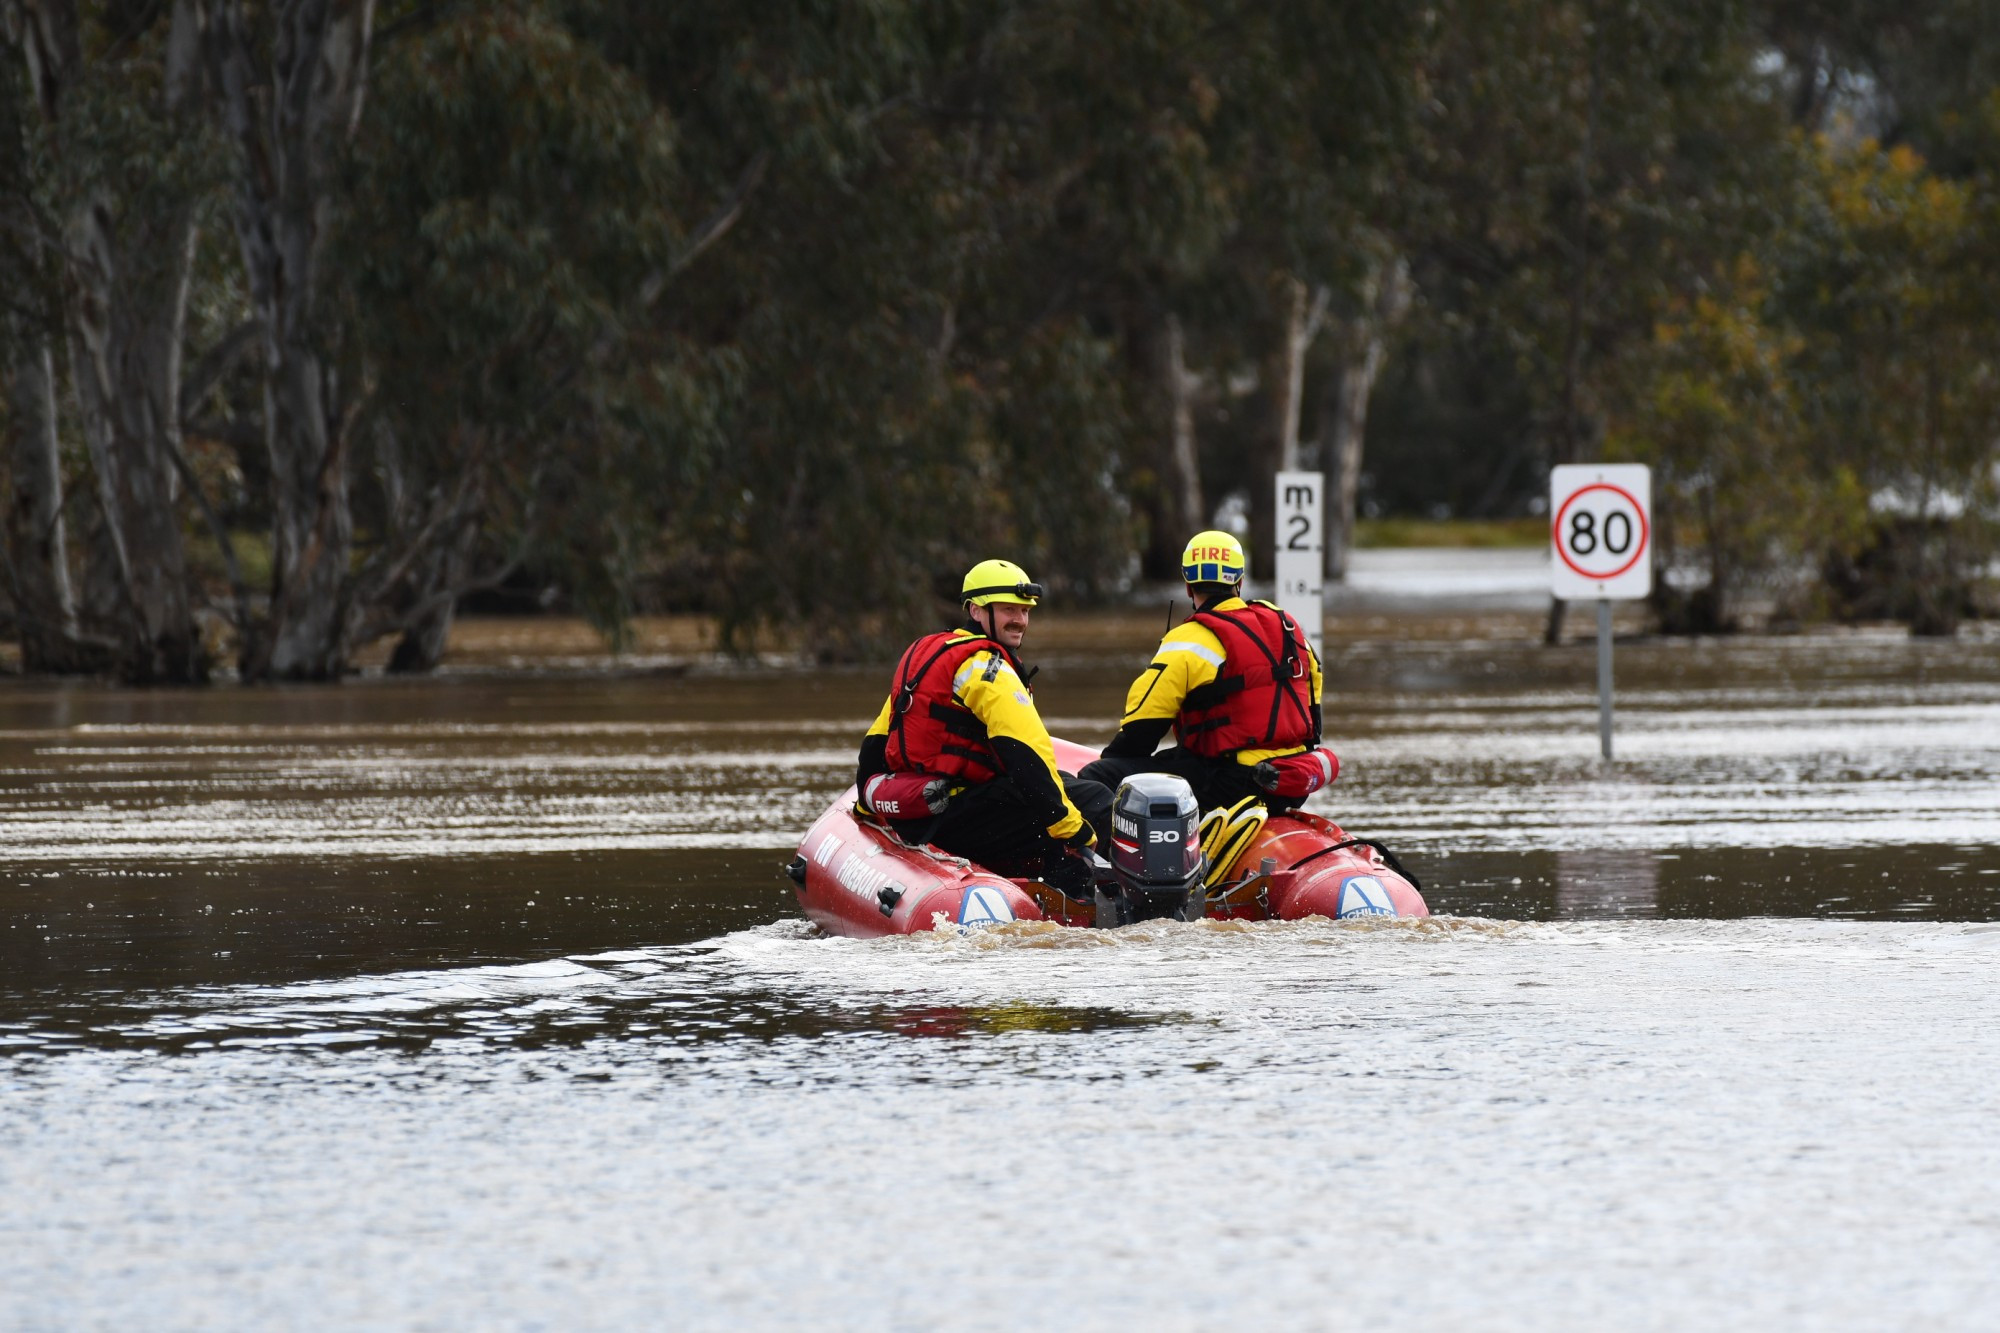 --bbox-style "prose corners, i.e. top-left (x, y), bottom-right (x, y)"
top-left (787, 739), bottom-right (1428, 937)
